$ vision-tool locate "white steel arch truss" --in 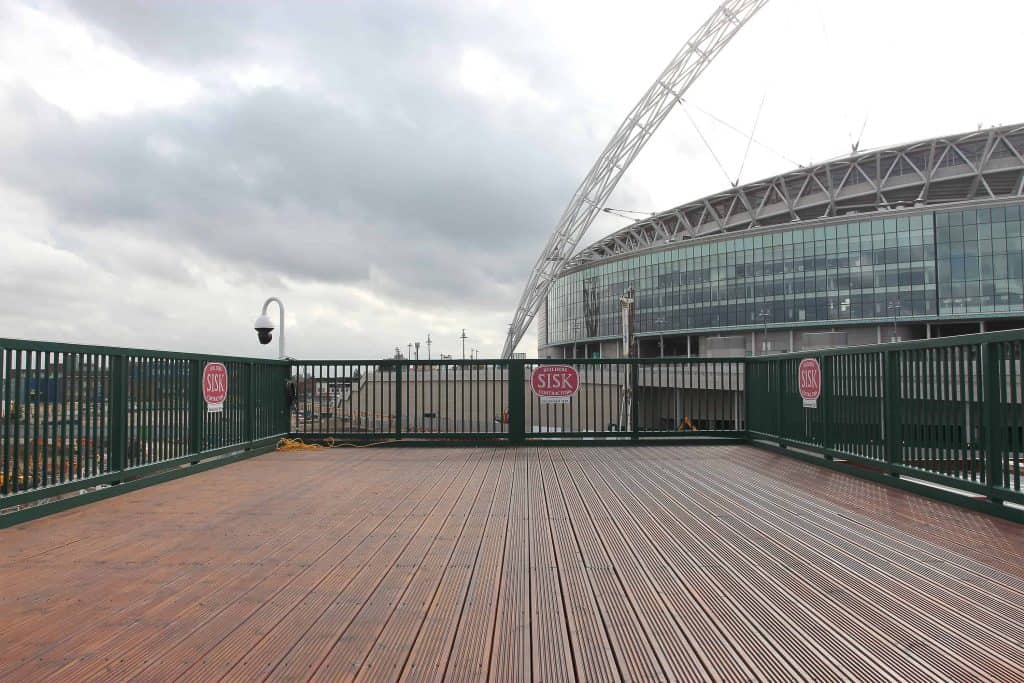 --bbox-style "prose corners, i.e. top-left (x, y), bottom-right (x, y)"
top-left (502, 0), bottom-right (770, 358)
